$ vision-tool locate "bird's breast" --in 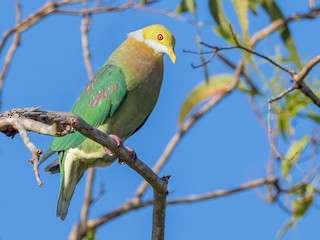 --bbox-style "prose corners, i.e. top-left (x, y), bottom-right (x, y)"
top-left (104, 38), bottom-right (165, 139)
